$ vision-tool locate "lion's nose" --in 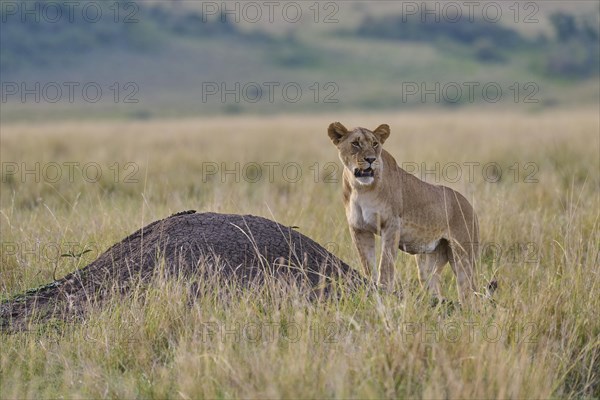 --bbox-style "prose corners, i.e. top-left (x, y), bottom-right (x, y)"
top-left (364, 157), bottom-right (376, 164)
